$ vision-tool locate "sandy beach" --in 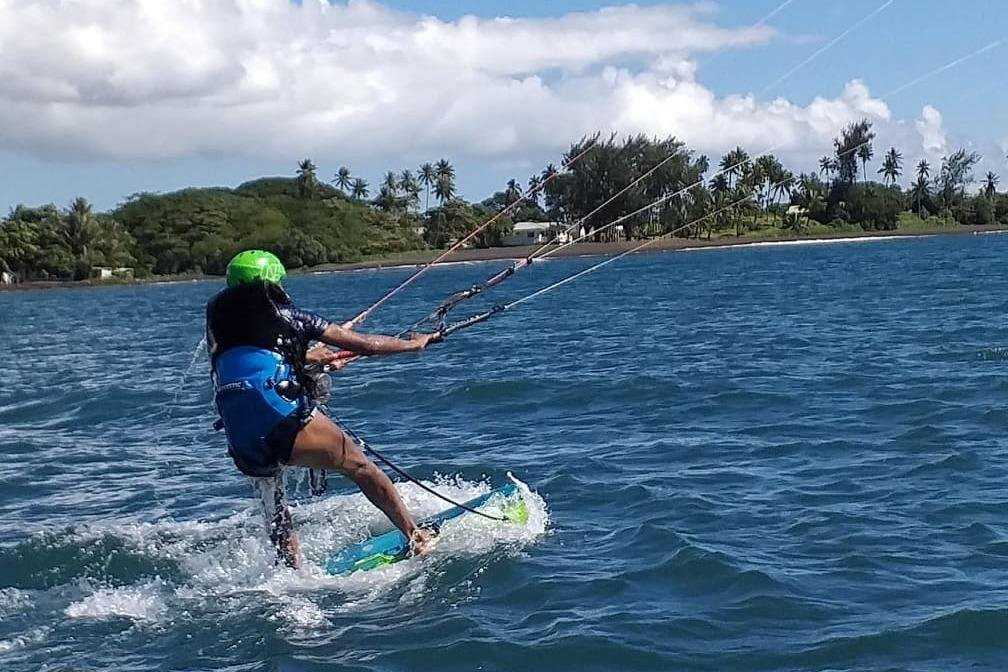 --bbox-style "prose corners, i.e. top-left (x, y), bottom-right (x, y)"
top-left (309, 224), bottom-right (1008, 272)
